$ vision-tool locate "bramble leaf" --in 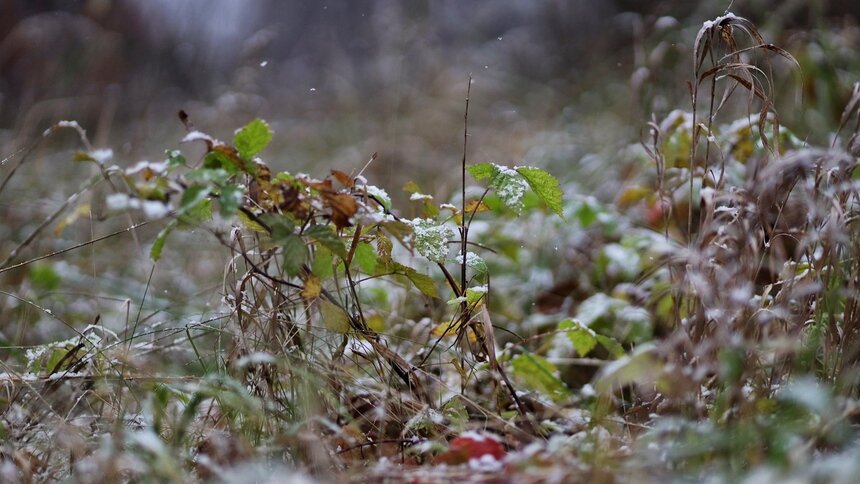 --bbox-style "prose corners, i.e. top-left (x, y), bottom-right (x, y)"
top-left (218, 185), bottom-right (244, 216)
top-left (312, 245), bottom-right (334, 279)
top-left (353, 241), bottom-right (377, 273)
top-left (306, 225), bottom-right (347, 259)
top-left (405, 270), bottom-right (439, 299)
top-left (281, 234), bottom-right (307, 277)
top-left (467, 162), bottom-right (495, 181)
top-left (516, 166), bottom-right (564, 218)
top-left (595, 334), bottom-right (626, 358)
top-left (511, 353), bottom-right (570, 402)
top-left (559, 319), bottom-right (597, 357)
